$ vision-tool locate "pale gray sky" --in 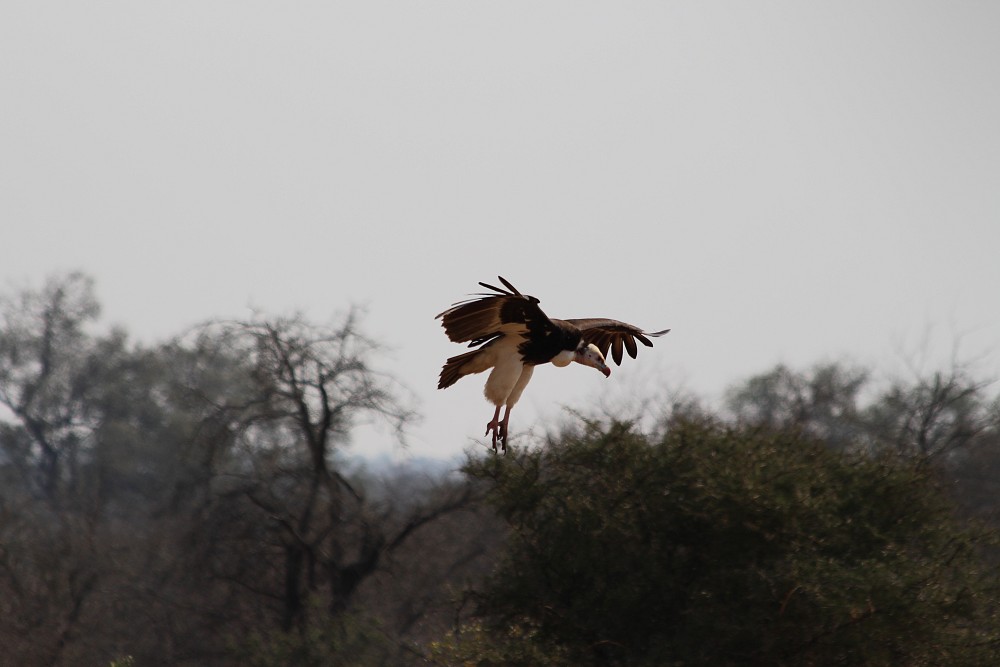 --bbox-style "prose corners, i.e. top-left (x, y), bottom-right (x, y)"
top-left (2, 2), bottom-right (999, 460)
